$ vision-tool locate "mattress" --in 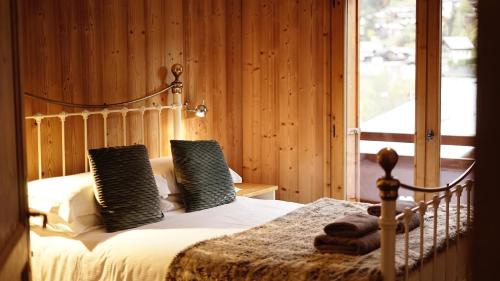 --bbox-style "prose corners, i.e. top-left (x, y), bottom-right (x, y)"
top-left (30, 196), bottom-right (303, 281)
